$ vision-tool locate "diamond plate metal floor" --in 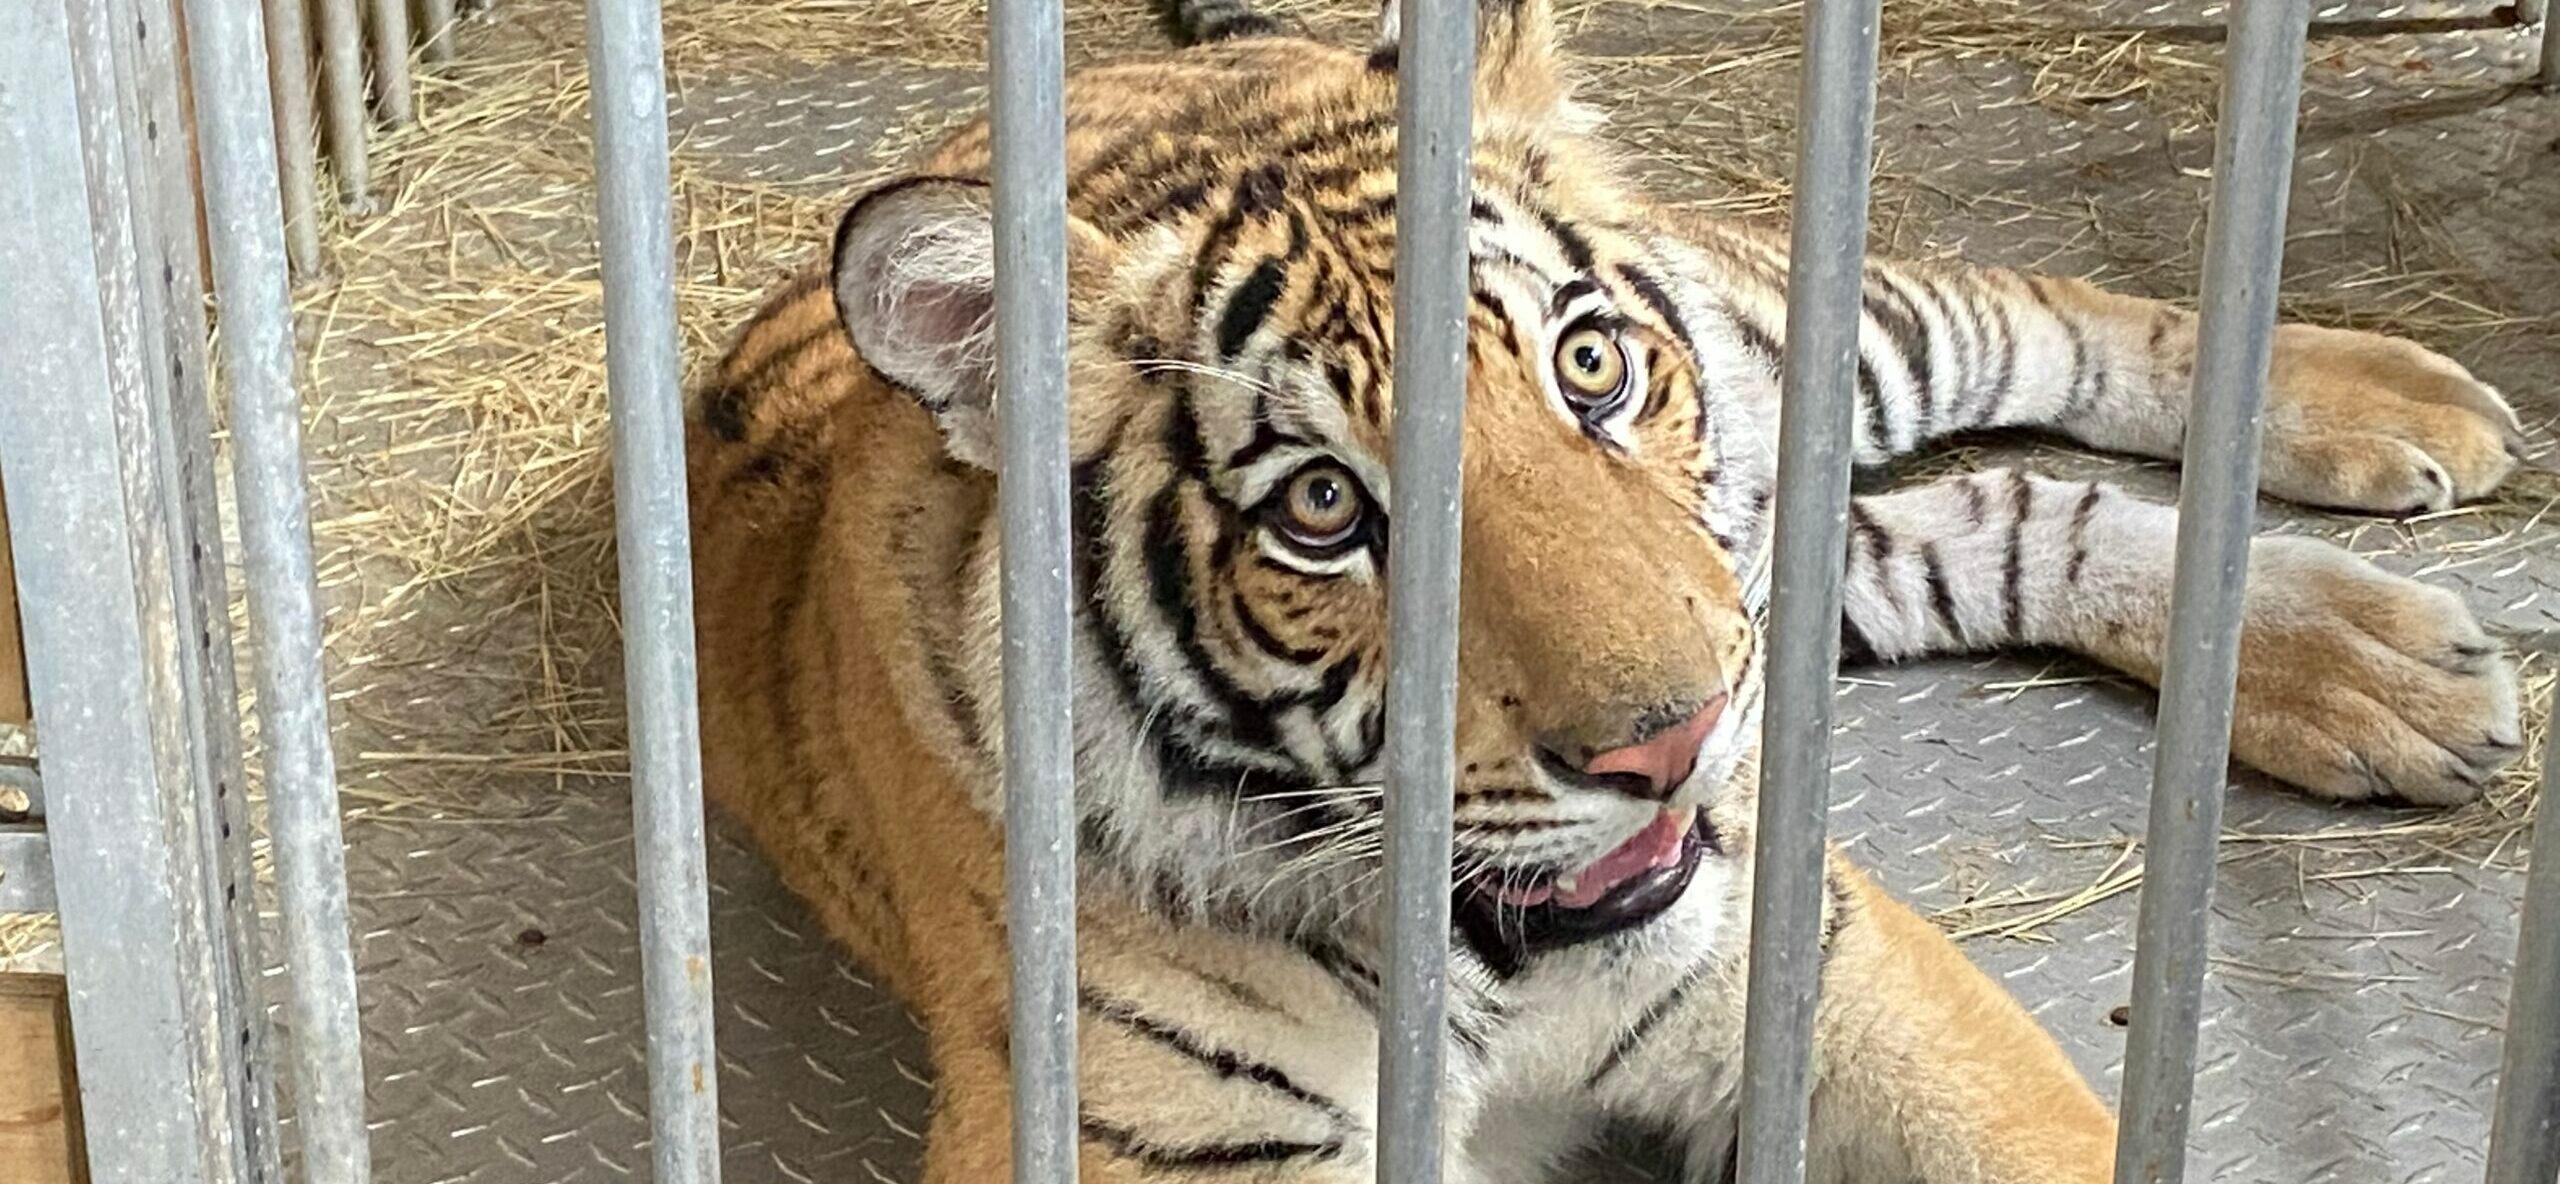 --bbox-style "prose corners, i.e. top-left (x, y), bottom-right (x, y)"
top-left (314, 3), bottom-right (2560, 1182)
